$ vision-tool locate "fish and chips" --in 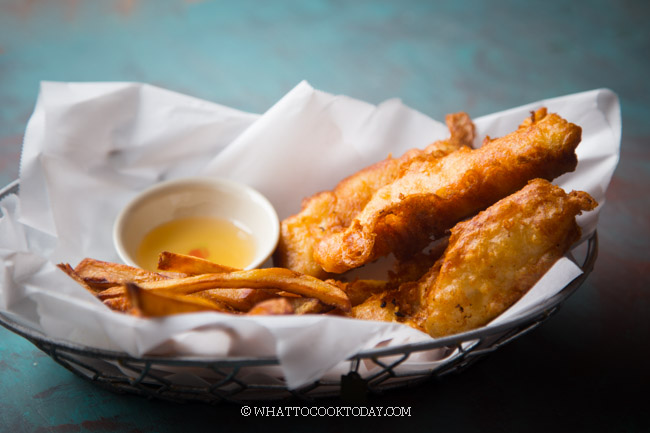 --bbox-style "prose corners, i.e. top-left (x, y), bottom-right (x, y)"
top-left (58, 108), bottom-right (597, 338)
